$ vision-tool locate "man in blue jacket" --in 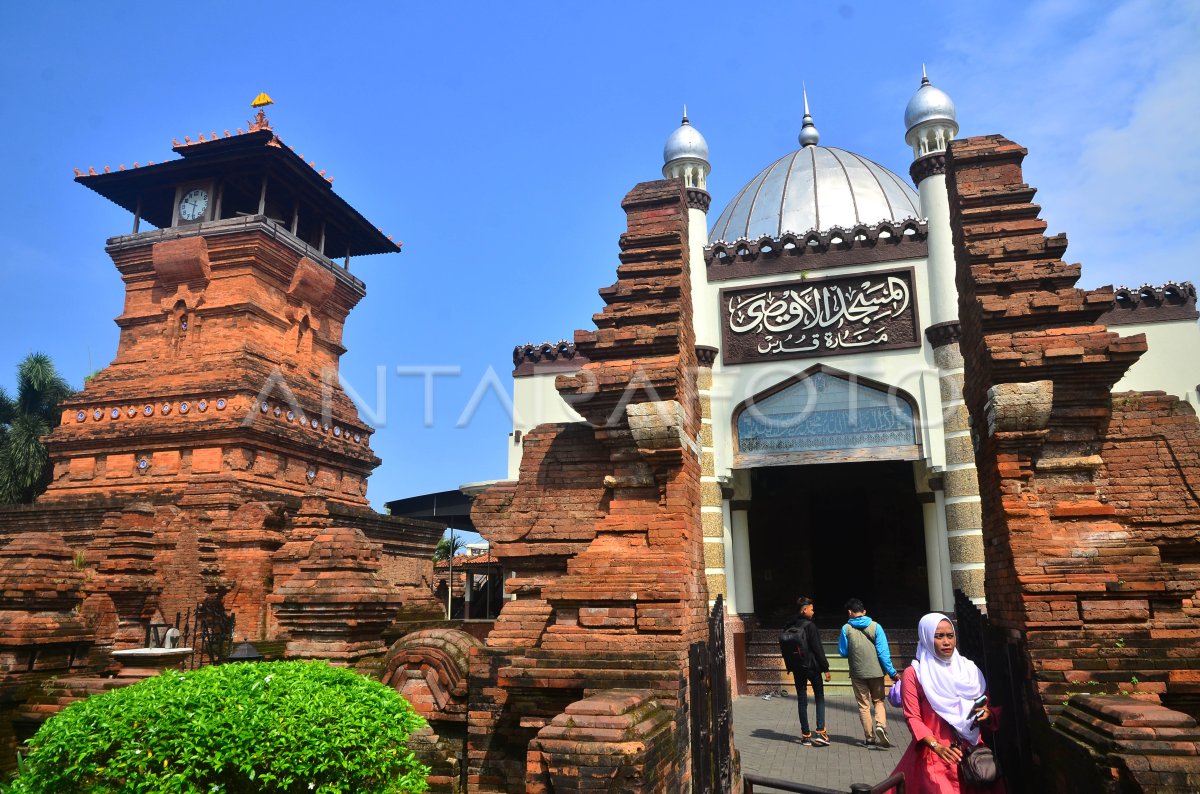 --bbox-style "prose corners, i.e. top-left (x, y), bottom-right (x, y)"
top-left (838, 598), bottom-right (900, 749)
